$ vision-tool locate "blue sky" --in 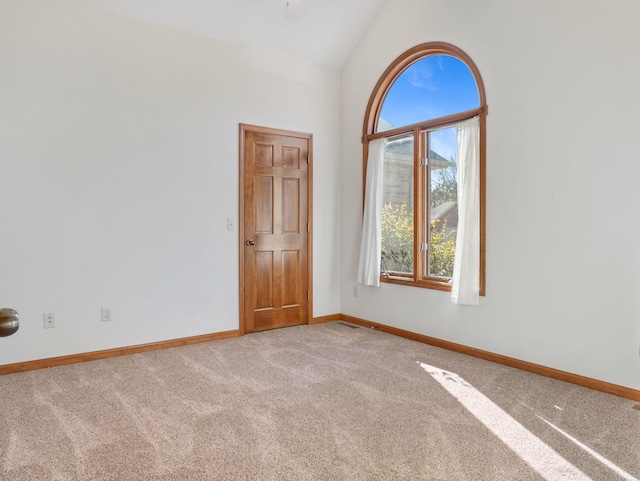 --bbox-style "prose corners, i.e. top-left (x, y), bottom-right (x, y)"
top-left (379, 55), bottom-right (479, 131)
